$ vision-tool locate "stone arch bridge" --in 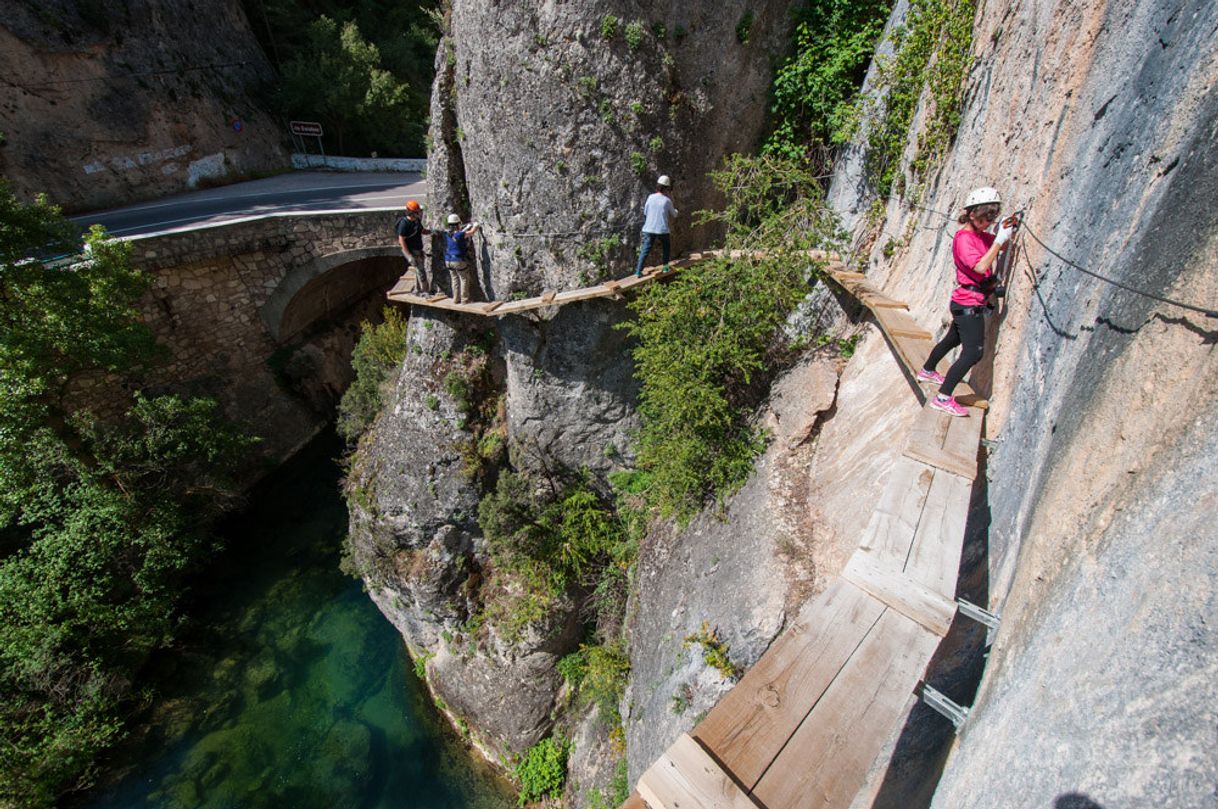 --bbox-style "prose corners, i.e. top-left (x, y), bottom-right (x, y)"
top-left (119, 210), bottom-right (404, 461)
